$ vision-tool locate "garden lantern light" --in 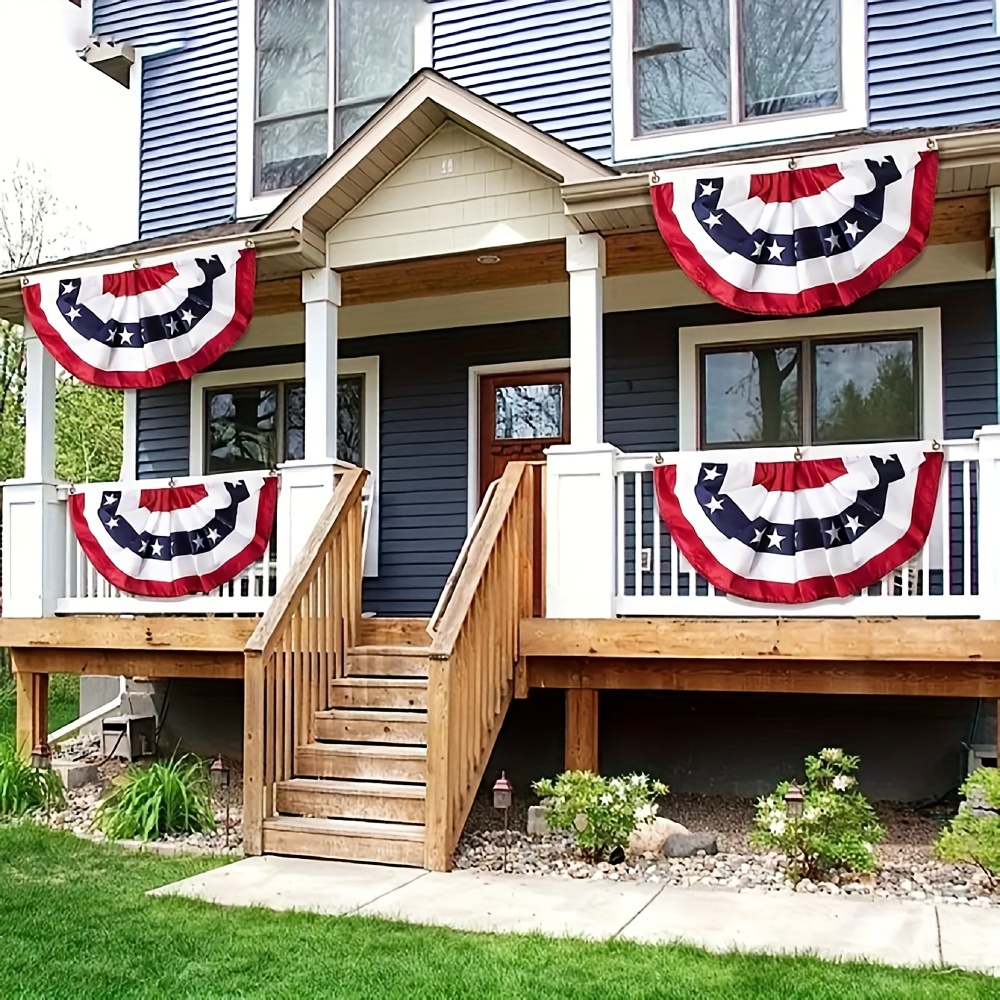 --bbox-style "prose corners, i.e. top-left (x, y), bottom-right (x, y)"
top-left (784, 784), bottom-right (805, 818)
top-left (210, 755), bottom-right (231, 848)
top-left (31, 743), bottom-right (51, 771)
top-left (492, 772), bottom-right (514, 871)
